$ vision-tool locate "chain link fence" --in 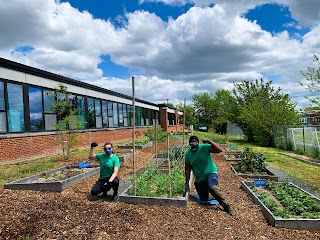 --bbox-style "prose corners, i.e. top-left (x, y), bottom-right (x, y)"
top-left (273, 125), bottom-right (320, 157)
top-left (226, 122), bottom-right (244, 138)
